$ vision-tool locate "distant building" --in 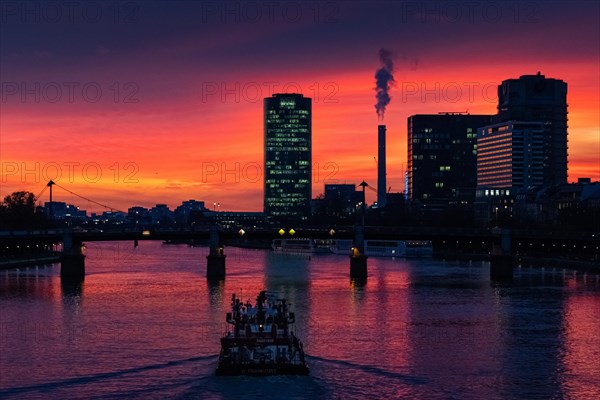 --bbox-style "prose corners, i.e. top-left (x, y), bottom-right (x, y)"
top-left (150, 204), bottom-right (174, 226)
top-left (95, 211), bottom-right (126, 225)
top-left (264, 93), bottom-right (312, 223)
top-left (127, 206), bottom-right (151, 226)
top-left (509, 181), bottom-right (600, 228)
top-left (43, 201), bottom-right (67, 218)
top-left (324, 184), bottom-right (363, 216)
top-left (208, 211), bottom-right (265, 230)
top-left (492, 73), bottom-right (568, 186)
top-left (407, 113), bottom-right (492, 215)
top-left (174, 200), bottom-right (206, 225)
top-left (43, 201), bottom-right (87, 220)
top-left (385, 192), bottom-right (405, 208)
